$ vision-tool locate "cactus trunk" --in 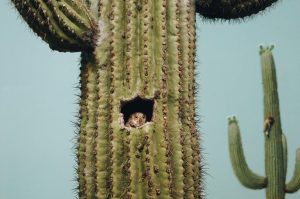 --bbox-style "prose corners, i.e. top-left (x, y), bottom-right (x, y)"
top-left (261, 46), bottom-right (285, 199)
top-left (76, 0), bottom-right (201, 198)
